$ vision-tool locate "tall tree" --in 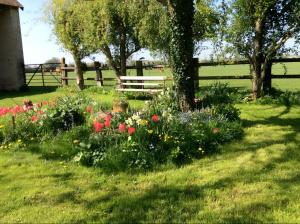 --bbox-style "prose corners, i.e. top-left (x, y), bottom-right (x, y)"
top-left (133, 0), bottom-right (218, 59)
top-left (48, 0), bottom-right (92, 90)
top-left (147, 0), bottom-right (195, 111)
top-left (81, 0), bottom-right (142, 82)
top-left (225, 0), bottom-right (300, 98)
